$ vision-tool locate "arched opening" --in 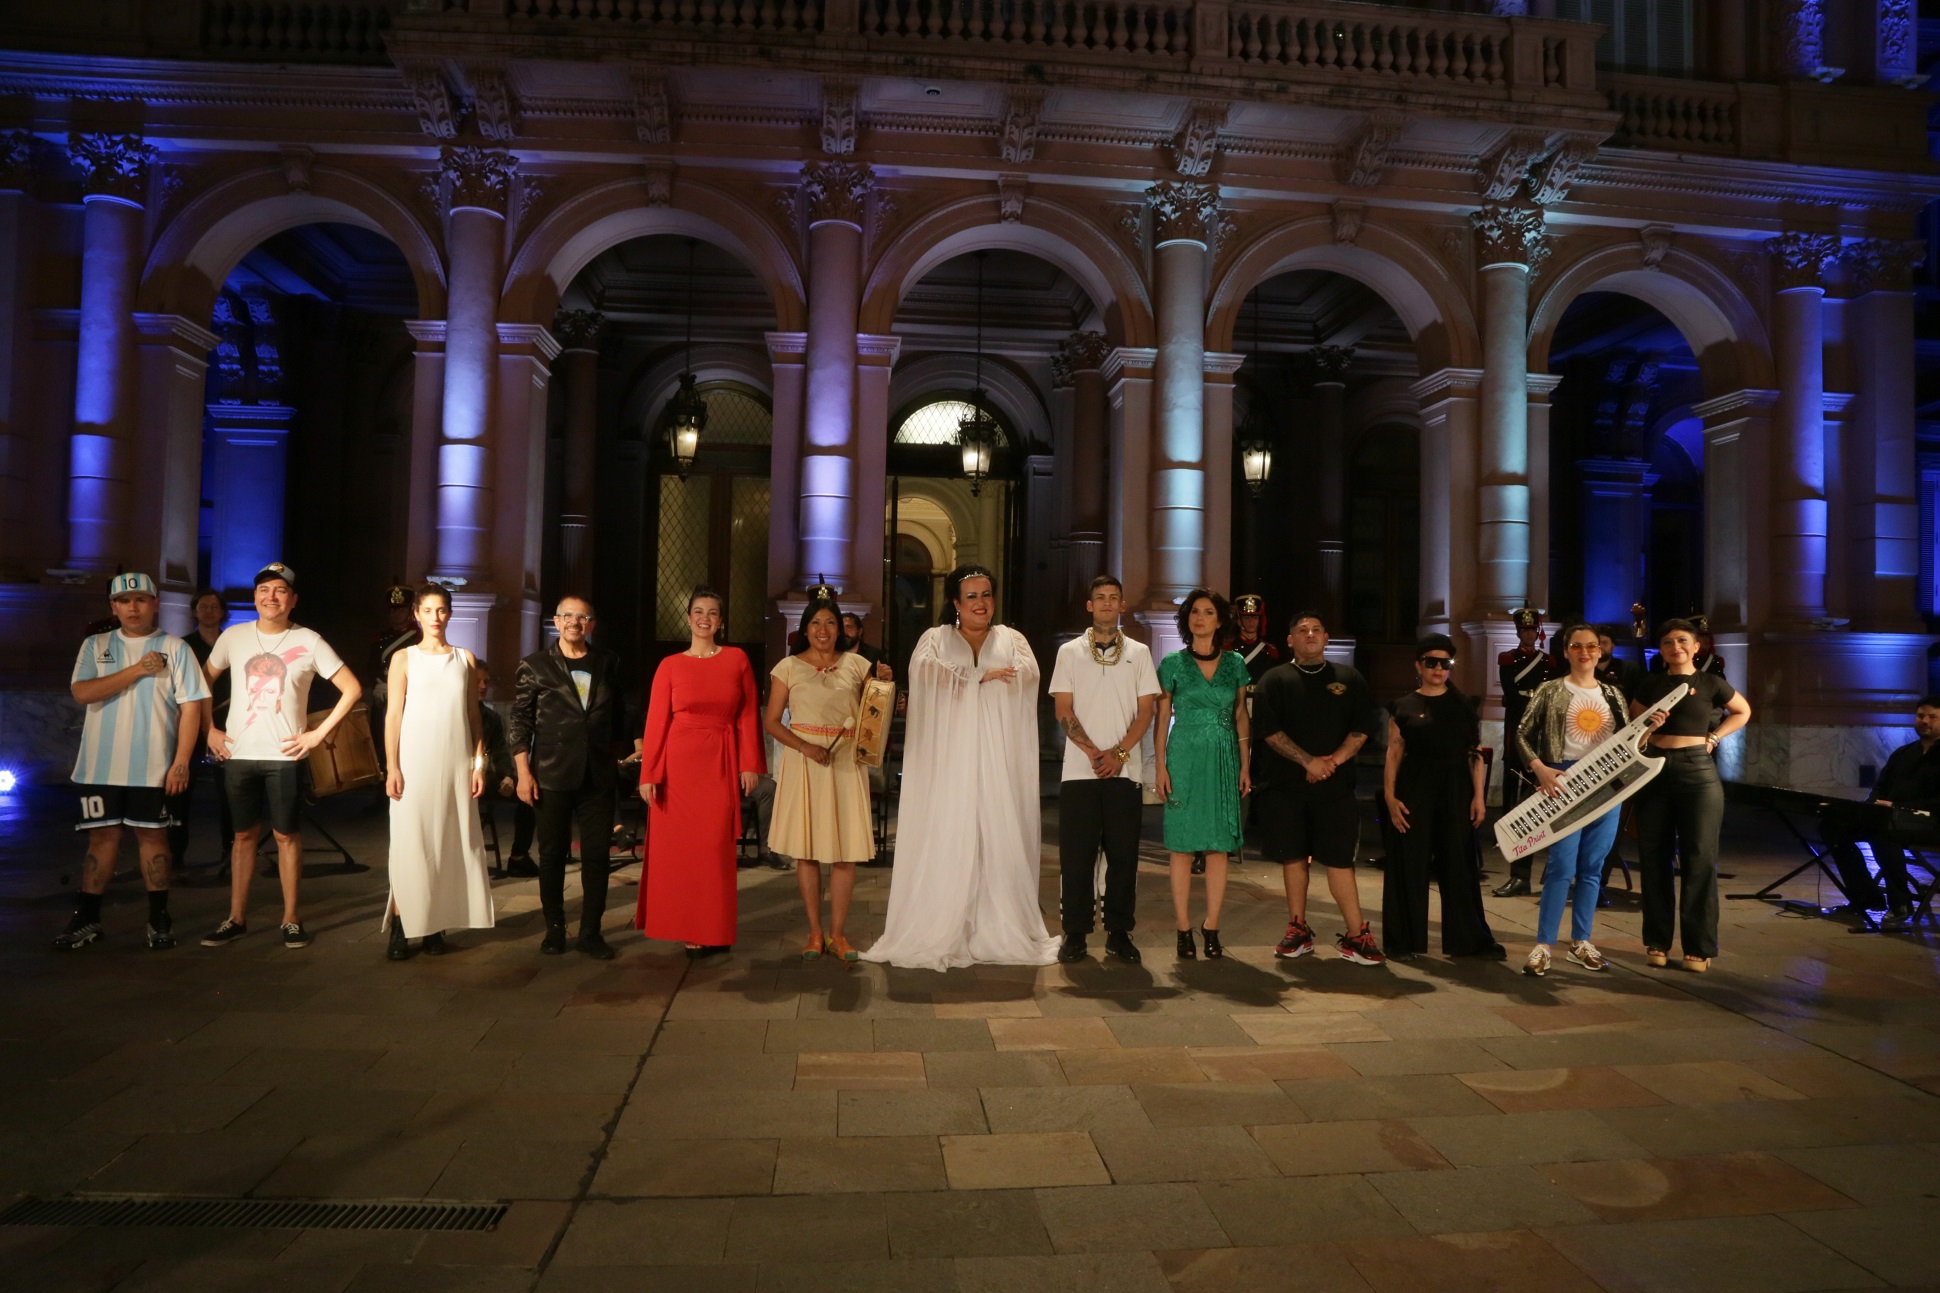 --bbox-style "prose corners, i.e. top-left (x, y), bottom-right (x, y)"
top-left (1545, 291), bottom-right (1705, 666)
top-left (888, 248), bottom-right (1098, 657)
top-left (198, 221), bottom-right (418, 653)
top-left (1231, 267), bottom-right (1419, 677)
top-left (556, 234), bottom-right (778, 673)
